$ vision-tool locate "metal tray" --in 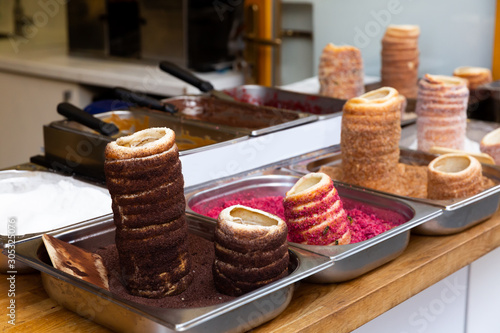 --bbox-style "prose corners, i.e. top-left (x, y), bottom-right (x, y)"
top-left (13, 215), bottom-right (332, 333)
top-left (184, 174), bottom-right (442, 283)
top-left (43, 109), bottom-right (249, 180)
top-left (162, 95), bottom-right (318, 136)
top-left (288, 145), bottom-right (500, 235)
top-left (223, 84), bottom-right (345, 120)
top-left (0, 169), bottom-right (111, 274)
